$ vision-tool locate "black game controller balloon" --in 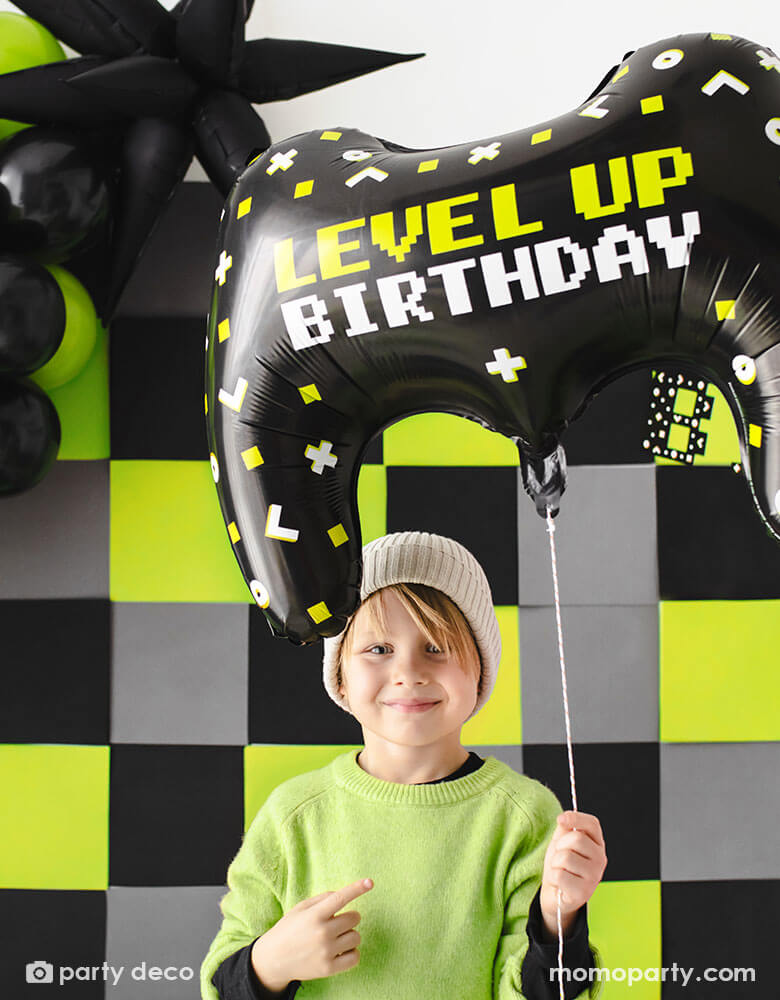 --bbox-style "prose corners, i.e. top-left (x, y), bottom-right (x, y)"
top-left (206, 32), bottom-right (780, 643)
